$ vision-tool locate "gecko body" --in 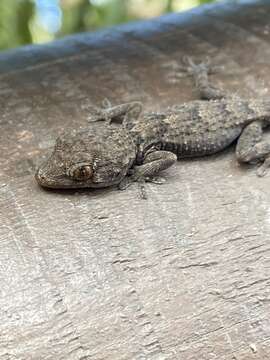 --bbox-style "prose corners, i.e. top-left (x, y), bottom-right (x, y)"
top-left (36, 60), bottom-right (270, 190)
